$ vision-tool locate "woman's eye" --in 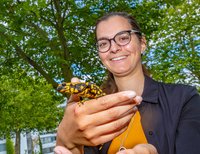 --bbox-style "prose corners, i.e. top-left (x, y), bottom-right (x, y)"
top-left (119, 36), bottom-right (129, 41)
top-left (98, 41), bottom-right (108, 48)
